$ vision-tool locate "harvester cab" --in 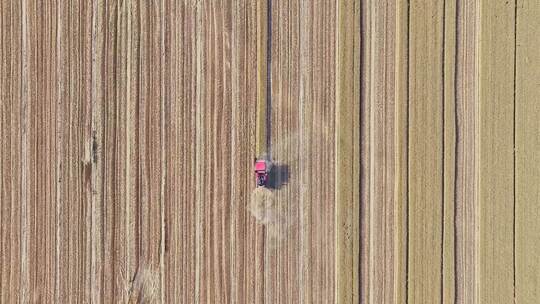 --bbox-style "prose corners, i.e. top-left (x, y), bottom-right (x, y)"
top-left (254, 159), bottom-right (269, 187)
